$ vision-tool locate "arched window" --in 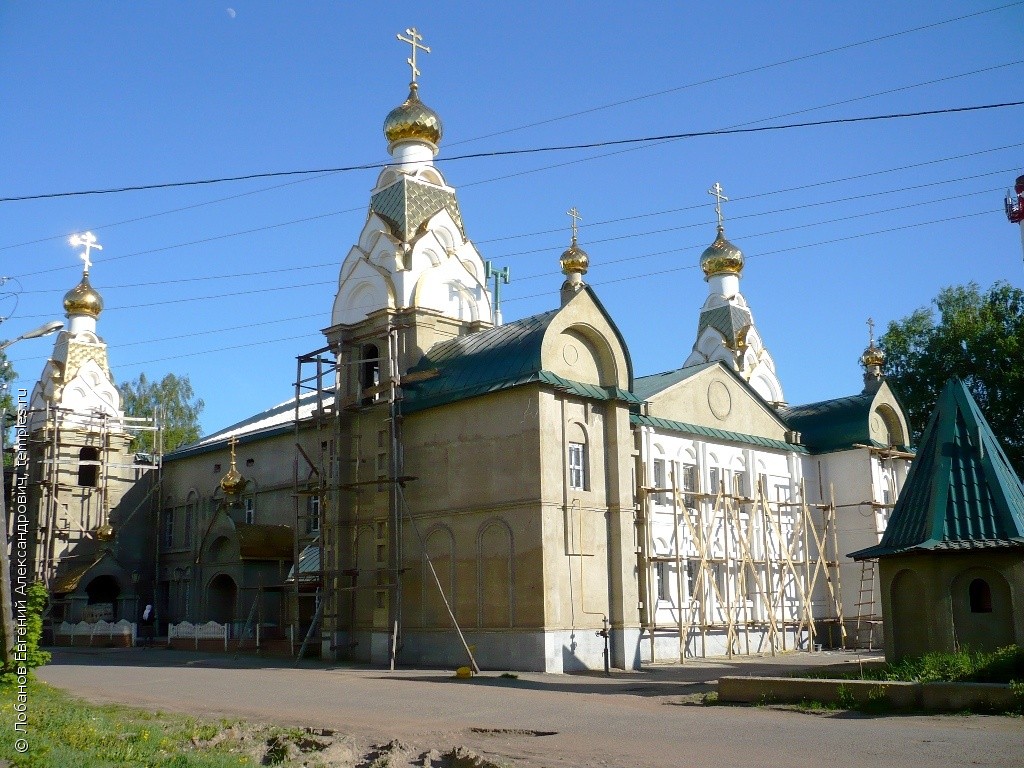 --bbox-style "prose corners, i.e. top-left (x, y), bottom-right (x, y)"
top-left (969, 578), bottom-right (992, 613)
top-left (78, 447), bottom-right (100, 487)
